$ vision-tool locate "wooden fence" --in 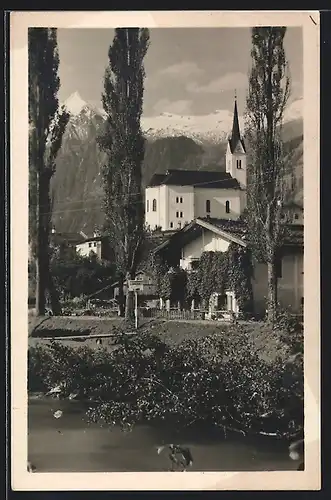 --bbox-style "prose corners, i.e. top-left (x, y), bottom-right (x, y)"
top-left (141, 308), bottom-right (208, 321)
